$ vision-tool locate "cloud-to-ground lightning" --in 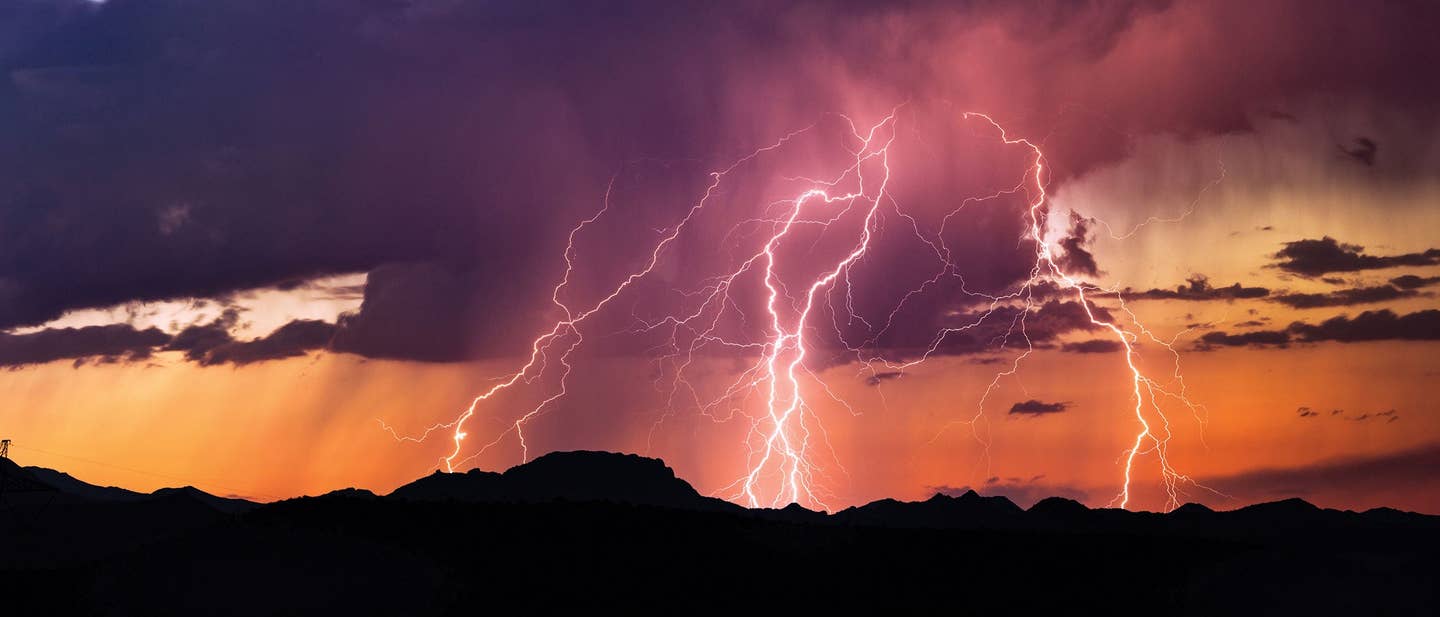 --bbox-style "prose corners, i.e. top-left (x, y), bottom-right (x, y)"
top-left (954, 113), bottom-right (1212, 510)
top-left (383, 105), bottom-right (1216, 512)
